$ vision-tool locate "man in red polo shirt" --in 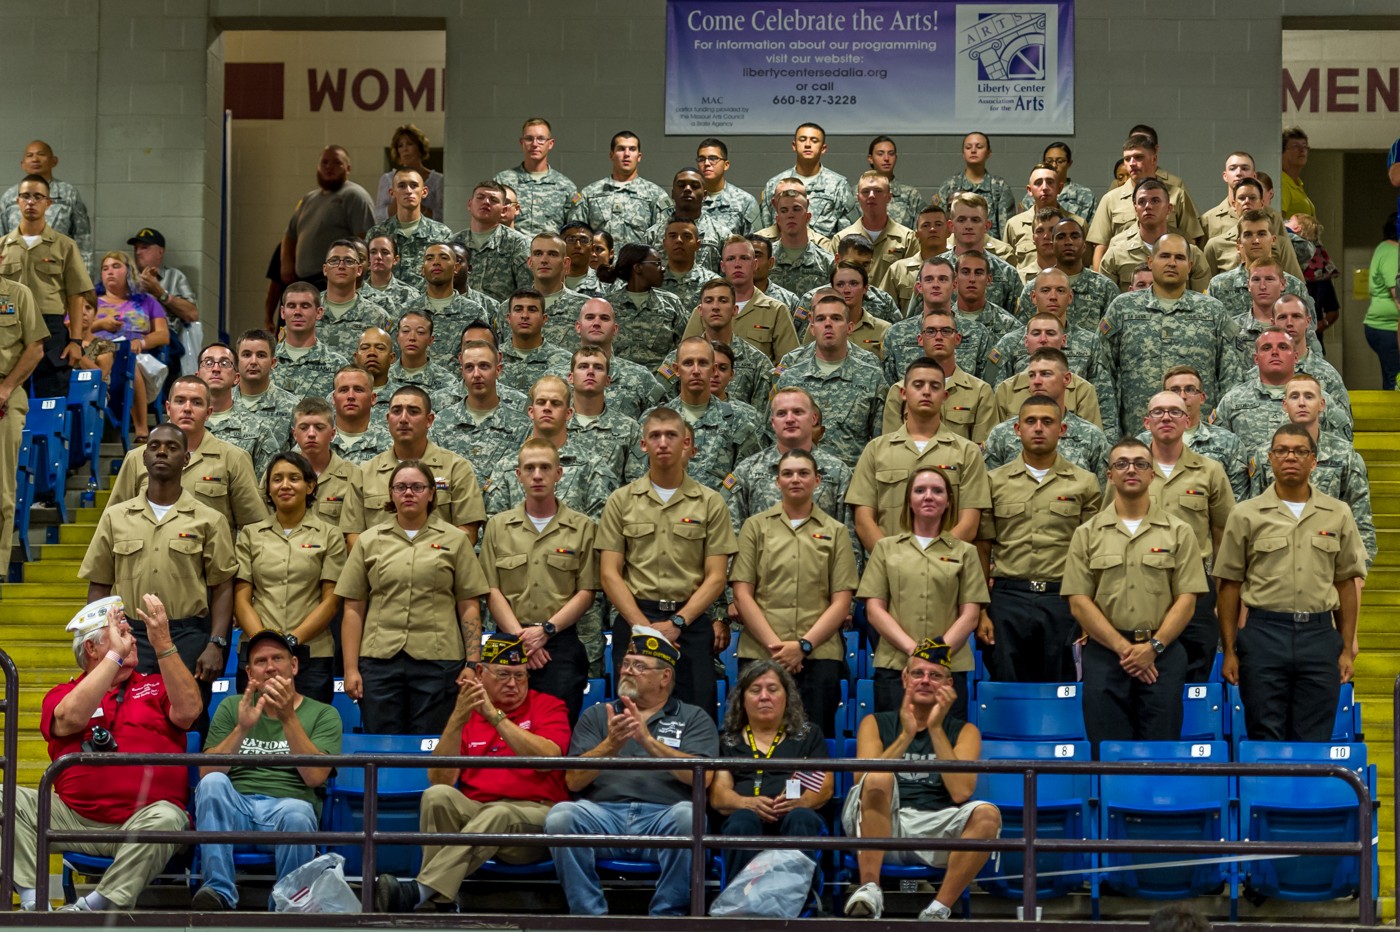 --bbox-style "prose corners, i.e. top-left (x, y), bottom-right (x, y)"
top-left (373, 633), bottom-right (571, 912)
top-left (1, 595), bottom-right (201, 911)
